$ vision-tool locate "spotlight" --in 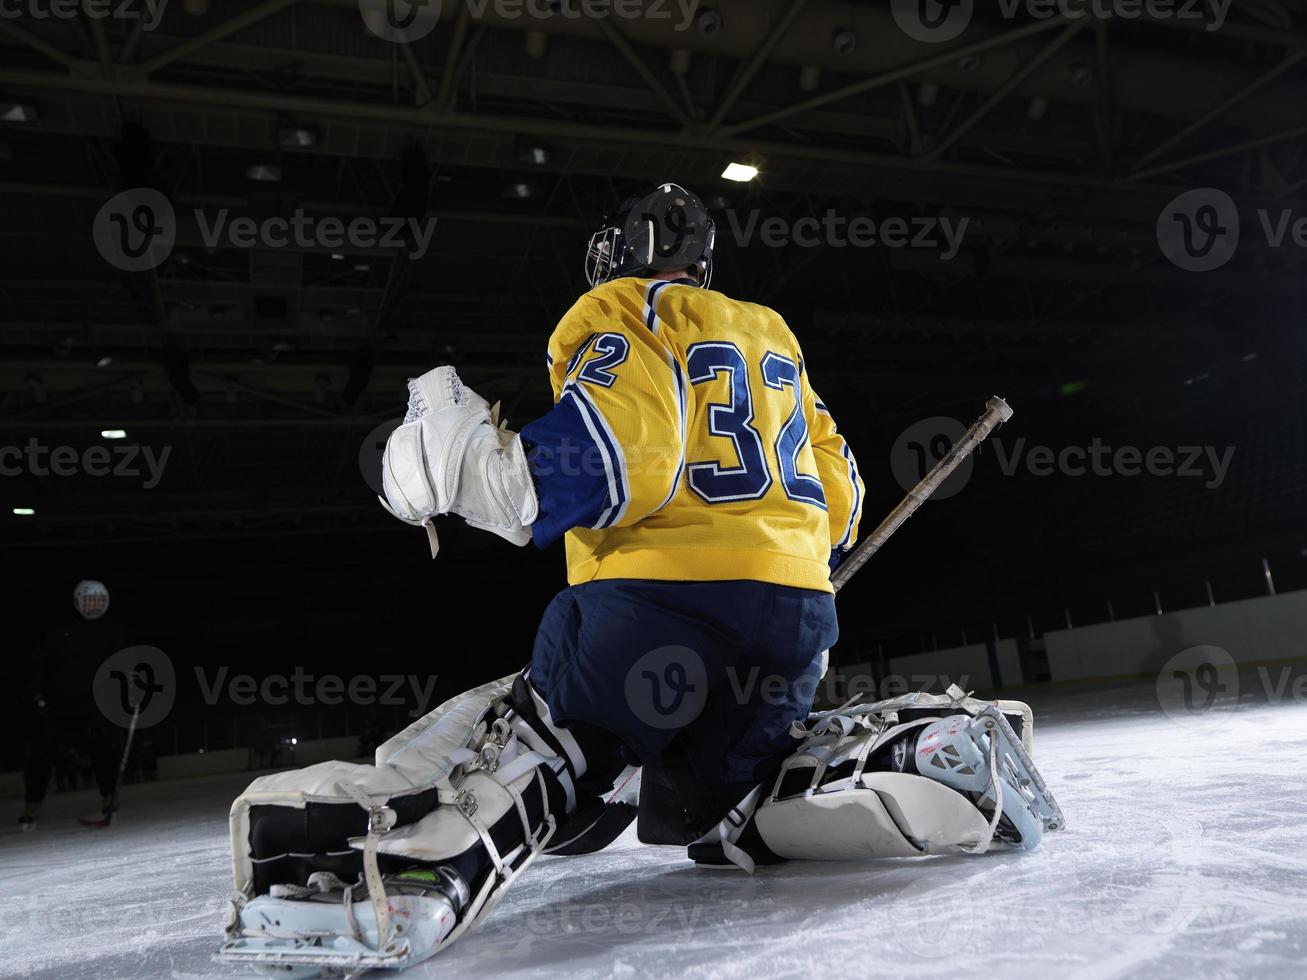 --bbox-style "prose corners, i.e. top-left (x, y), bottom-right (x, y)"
top-left (246, 164), bottom-right (282, 182)
top-left (721, 163), bottom-right (759, 183)
top-left (278, 125), bottom-right (318, 148)
top-left (101, 429), bottom-right (127, 440)
top-left (504, 182), bottom-right (535, 200)
top-left (13, 507), bottom-right (35, 516)
top-left (515, 139), bottom-right (552, 167)
top-left (0, 102), bottom-right (39, 123)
